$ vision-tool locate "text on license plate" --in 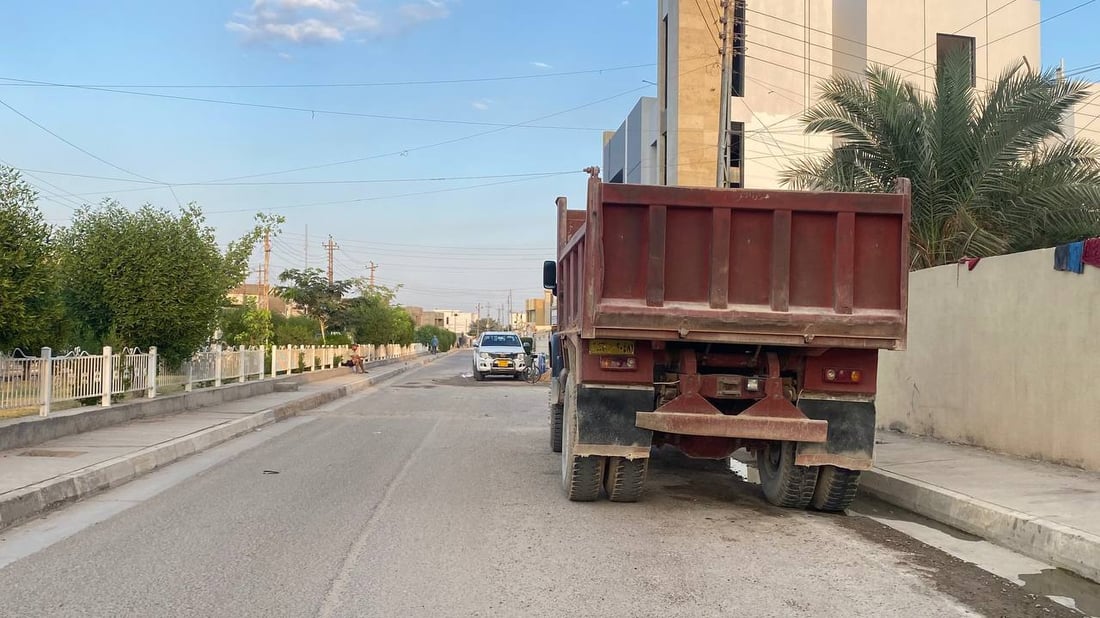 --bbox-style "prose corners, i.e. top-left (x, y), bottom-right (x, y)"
top-left (588, 339), bottom-right (635, 355)
top-left (495, 359), bottom-right (512, 367)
